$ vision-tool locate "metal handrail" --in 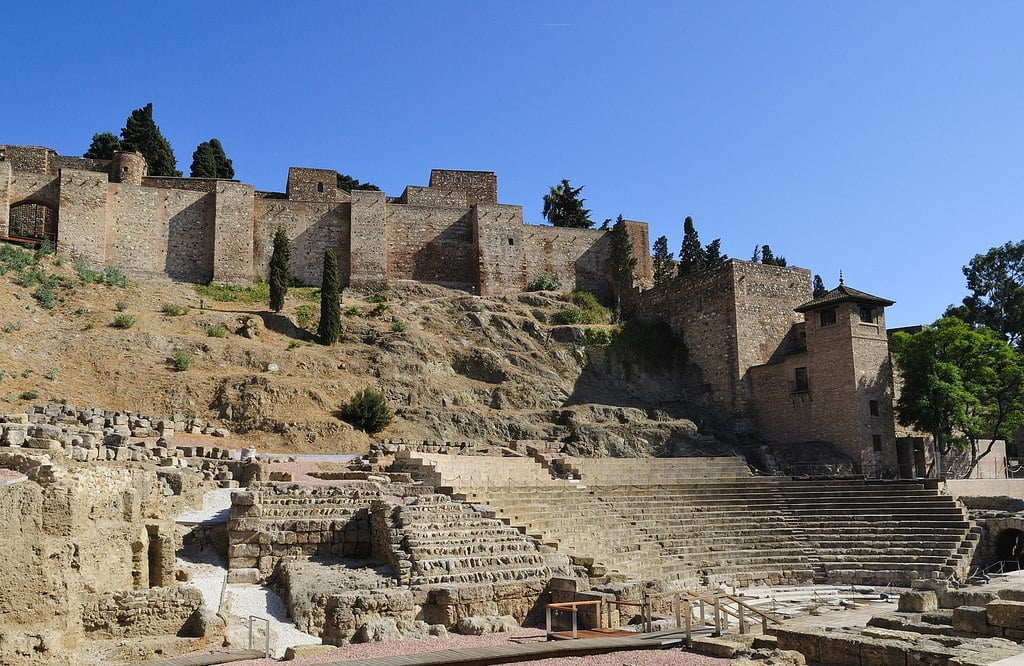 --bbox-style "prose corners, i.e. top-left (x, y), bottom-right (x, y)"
top-left (247, 615), bottom-right (271, 658)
